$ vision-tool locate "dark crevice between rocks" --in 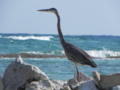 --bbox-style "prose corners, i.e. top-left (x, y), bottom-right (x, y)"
top-left (17, 85), bottom-right (25, 90)
top-left (17, 78), bottom-right (40, 90)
